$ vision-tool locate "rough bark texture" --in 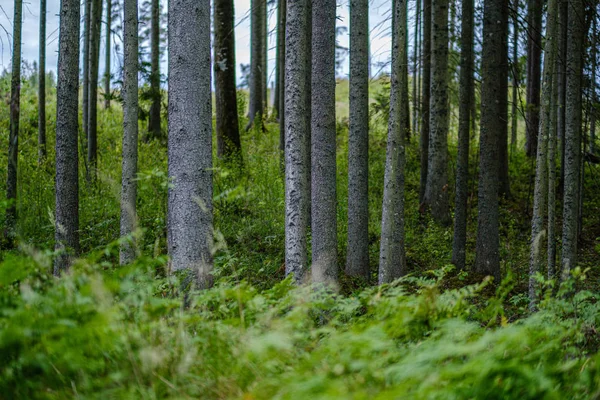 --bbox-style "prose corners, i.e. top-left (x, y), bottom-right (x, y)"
top-left (82, 0), bottom-right (91, 152)
top-left (412, 0), bottom-right (420, 136)
top-left (451, 0), bottom-right (473, 270)
top-left (557, 0), bottom-right (567, 192)
top-left (423, 0), bottom-right (450, 226)
top-left (167, 0), bottom-right (214, 288)
top-left (590, 17), bottom-right (597, 154)
top-left (148, 0), bottom-right (161, 140)
top-left (379, 0), bottom-right (408, 284)
top-left (120, 0), bottom-right (139, 264)
top-left (87, 0), bottom-right (102, 180)
top-left (214, 0), bottom-right (242, 159)
top-left (305, 1), bottom-right (312, 226)
top-left (419, 0), bottom-right (431, 204)
top-left (524, 0), bottom-right (542, 157)
top-left (274, 0), bottom-right (286, 120)
top-left (38, 0), bottom-right (47, 162)
top-left (284, 0), bottom-right (309, 283)
top-left (498, 50), bottom-right (510, 198)
top-left (346, 0), bottom-right (370, 279)
top-left (54, 0), bottom-right (80, 274)
top-left (474, 0), bottom-right (508, 281)
top-left (510, 0), bottom-right (519, 155)
top-left (103, 0), bottom-right (111, 109)
top-left (311, 0), bottom-right (337, 286)
top-left (529, 0), bottom-right (557, 307)
top-left (247, 0), bottom-right (266, 129)
top-left (561, 0), bottom-right (585, 278)
top-left (6, 0), bottom-right (23, 240)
